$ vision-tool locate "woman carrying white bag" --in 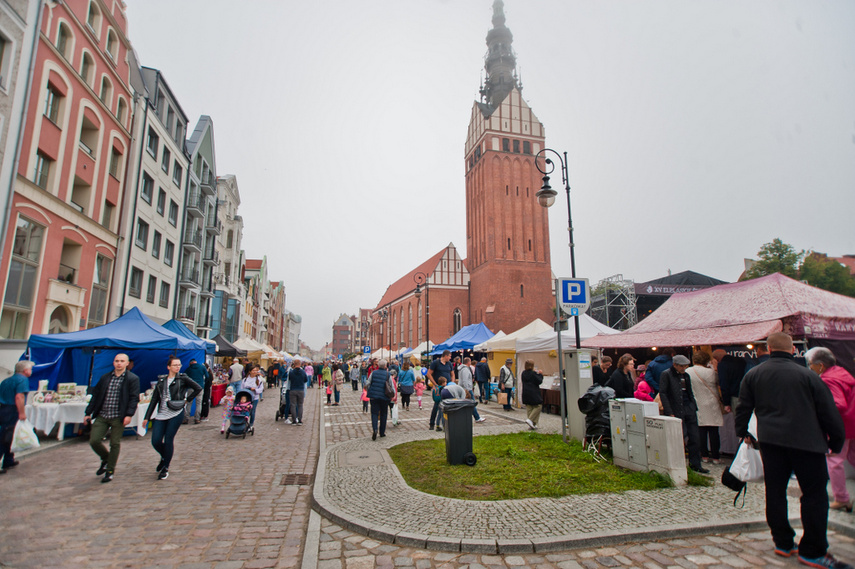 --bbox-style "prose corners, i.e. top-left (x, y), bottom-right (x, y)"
top-left (0, 361), bottom-right (36, 474)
